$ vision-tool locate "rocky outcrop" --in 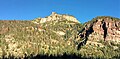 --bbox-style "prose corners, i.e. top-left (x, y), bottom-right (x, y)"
top-left (33, 12), bottom-right (80, 23)
top-left (0, 26), bottom-right (9, 35)
top-left (79, 16), bottom-right (120, 43)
